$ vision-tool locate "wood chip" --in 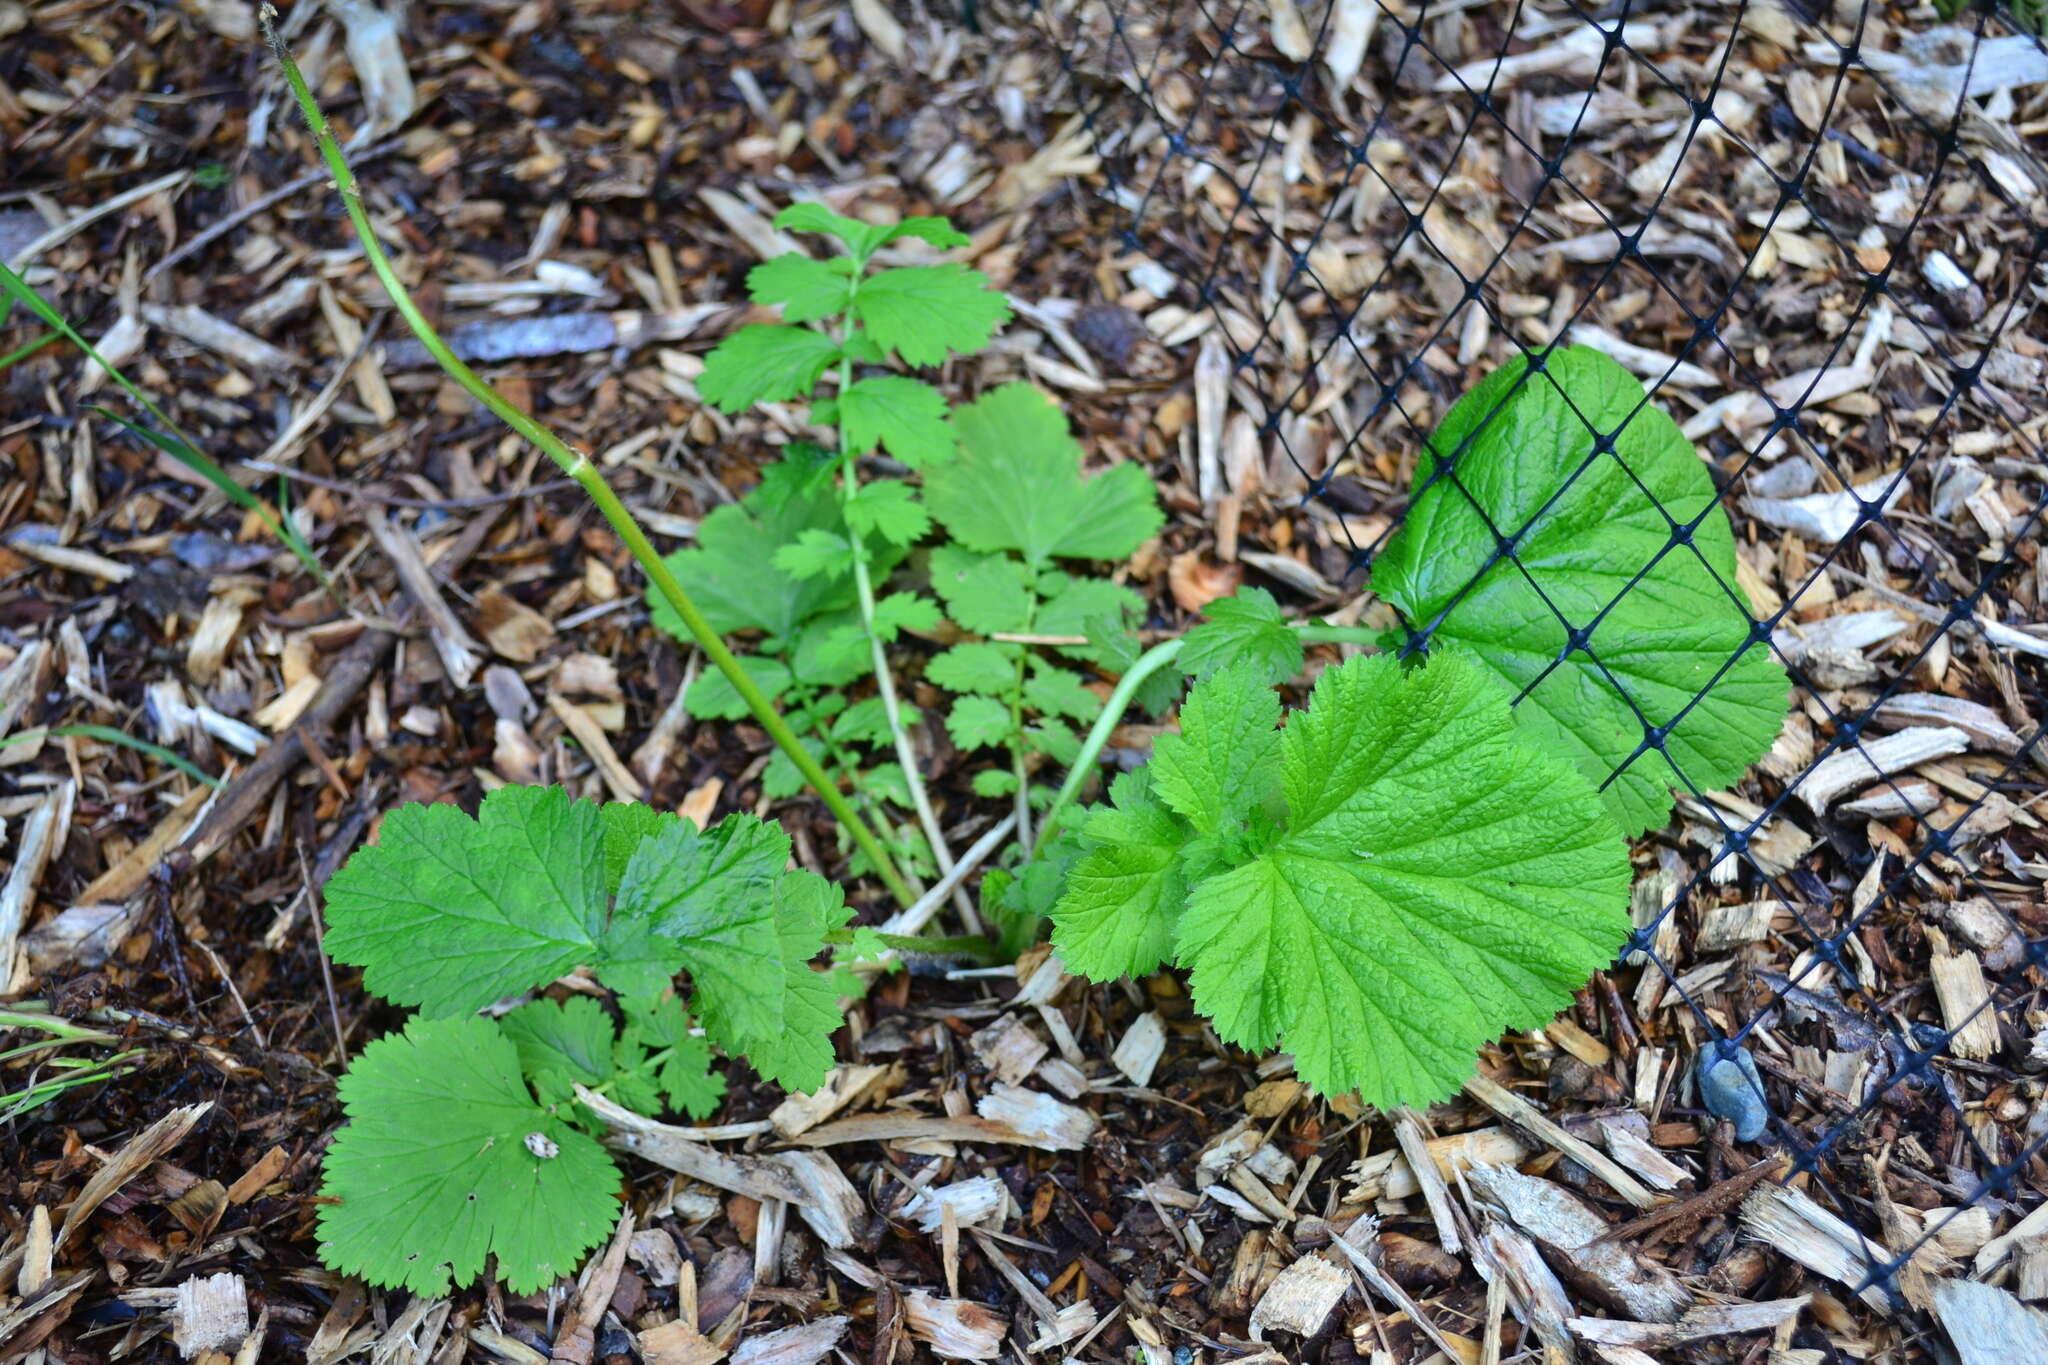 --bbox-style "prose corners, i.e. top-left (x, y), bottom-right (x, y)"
top-left (1109, 1011), bottom-right (1166, 1086)
top-left (727, 1316), bottom-right (847, 1365)
top-left (1246, 1250), bottom-right (1350, 1341)
top-left (1788, 726), bottom-right (1971, 812)
top-left (1462, 1073), bottom-right (1659, 1208)
top-left (1931, 1278), bottom-right (2048, 1364)
top-left (1927, 927), bottom-right (2001, 1060)
top-left (903, 1291), bottom-right (1007, 1360)
top-left (1466, 1165), bottom-right (1689, 1322)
